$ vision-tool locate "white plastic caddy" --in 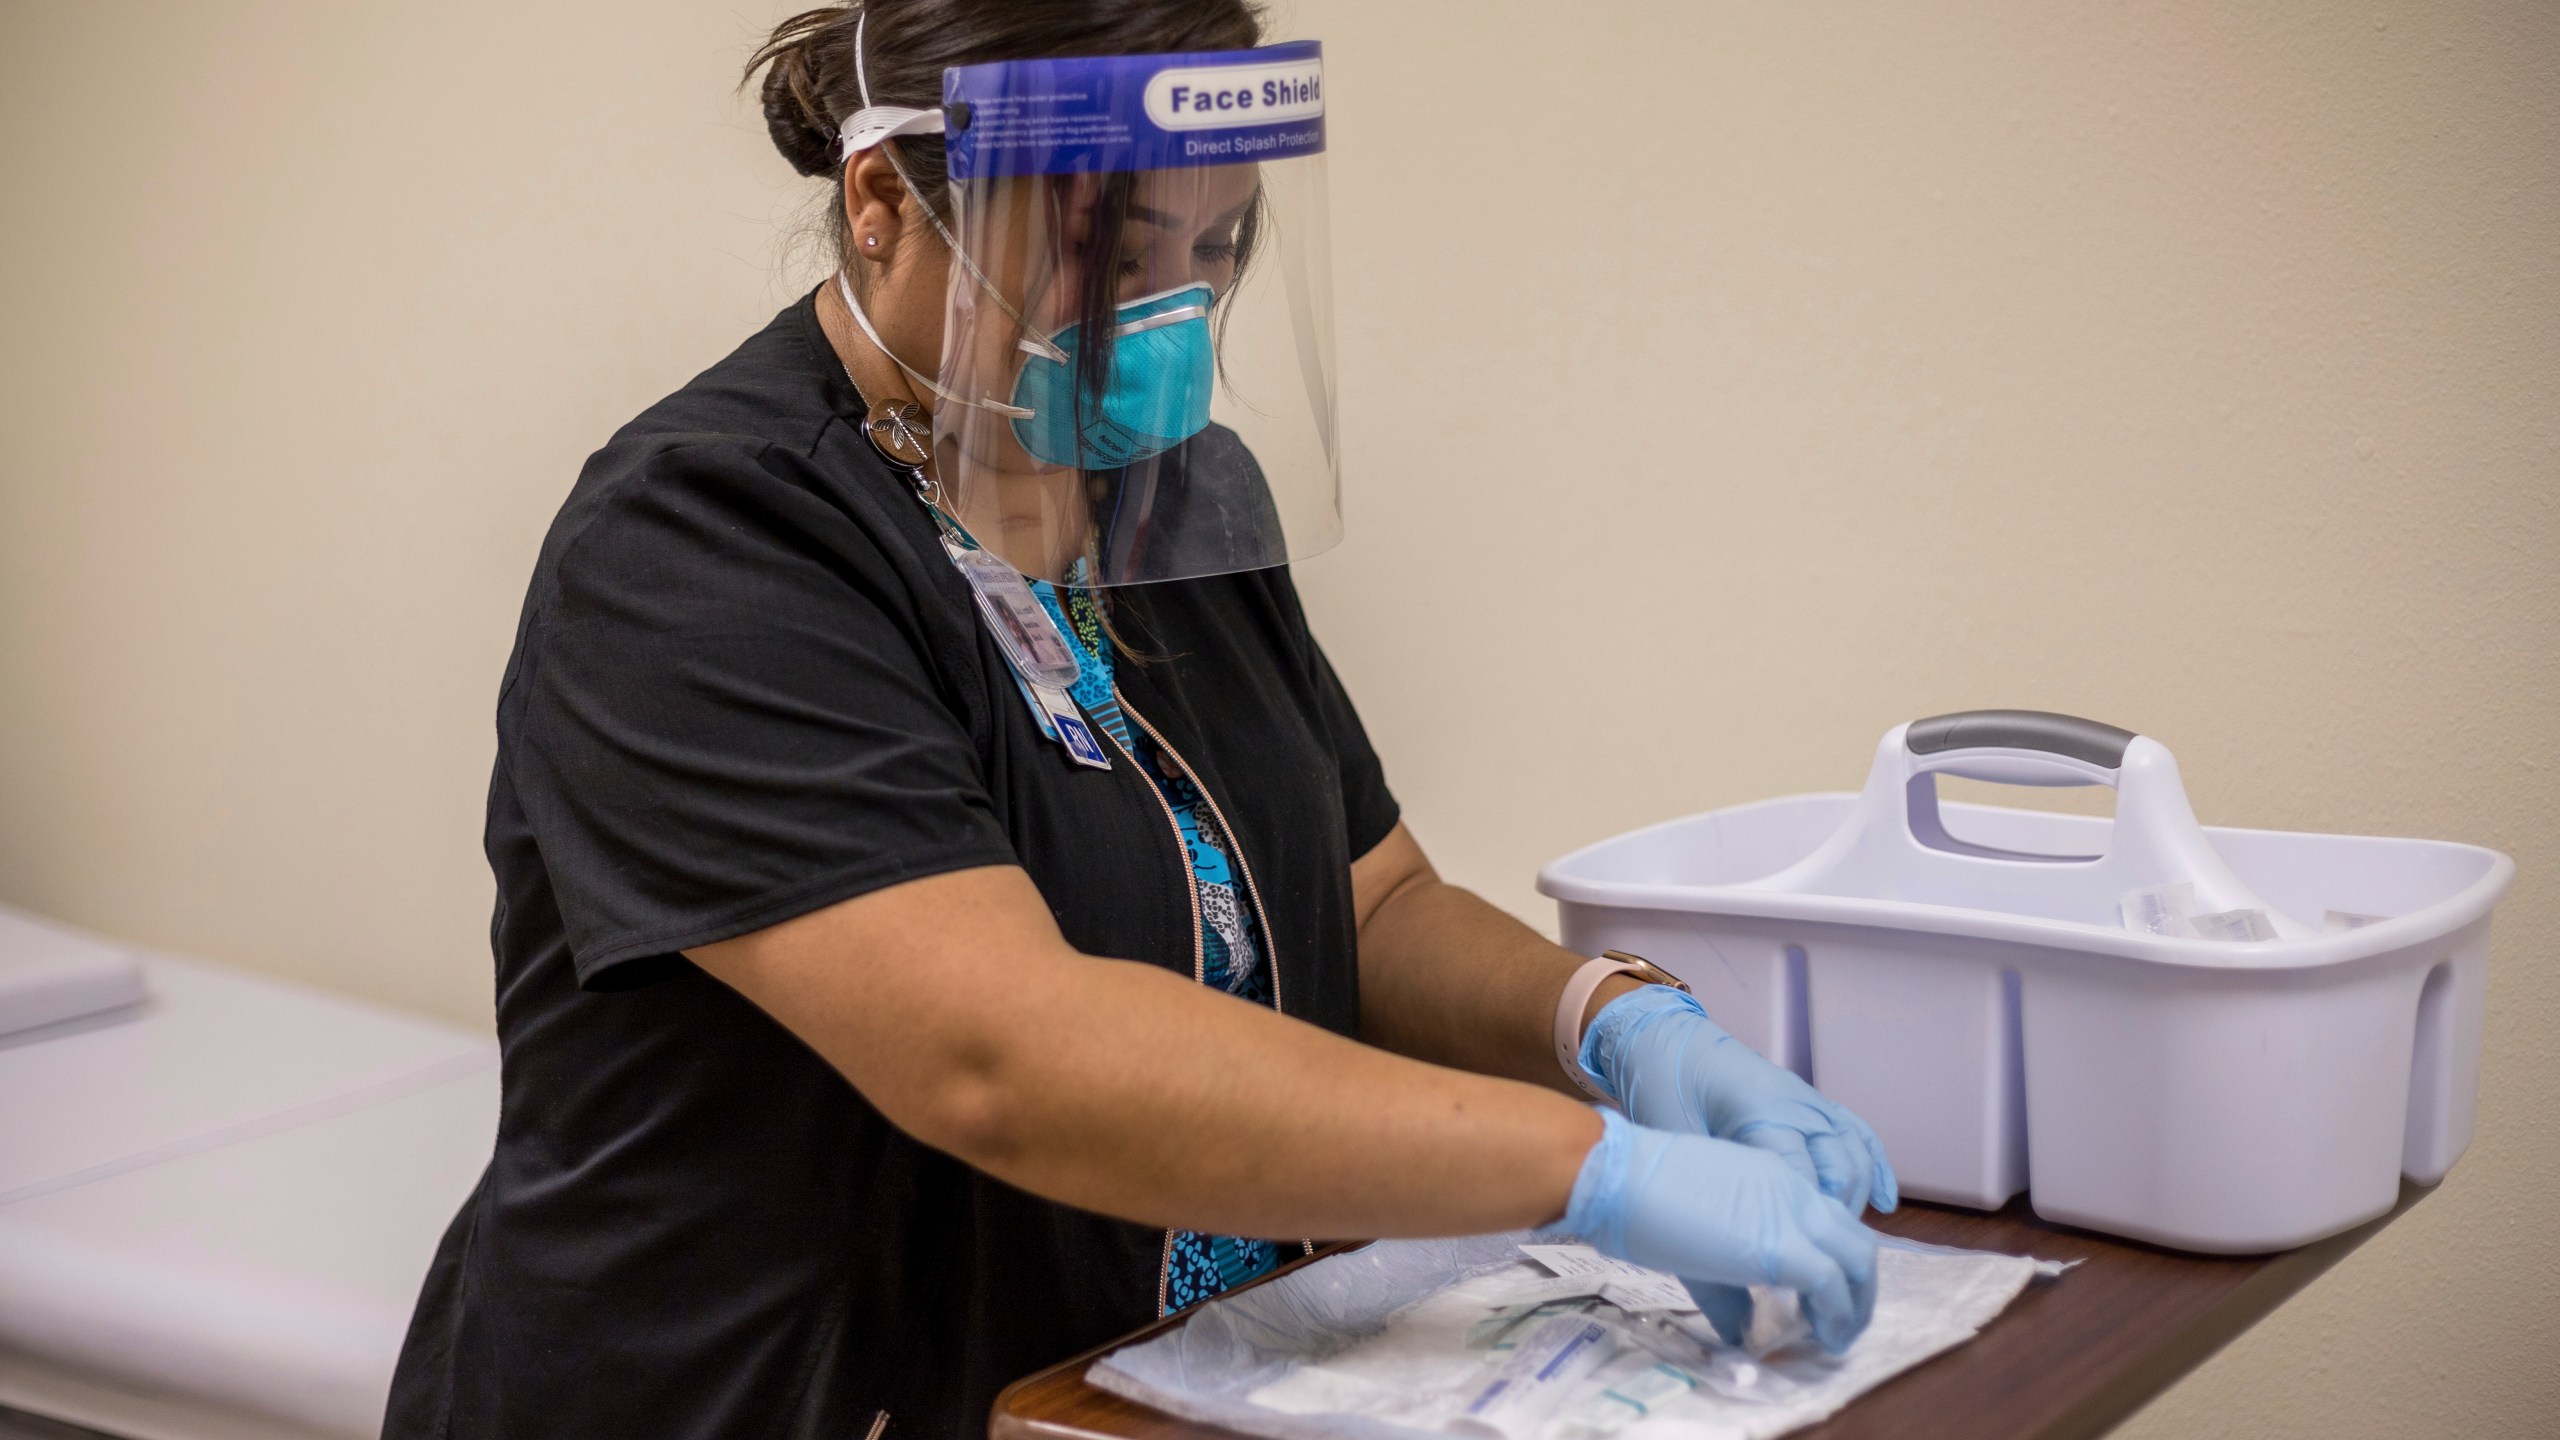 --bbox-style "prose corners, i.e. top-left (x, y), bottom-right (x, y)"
top-left (1538, 710), bottom-right (2513, 1253)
